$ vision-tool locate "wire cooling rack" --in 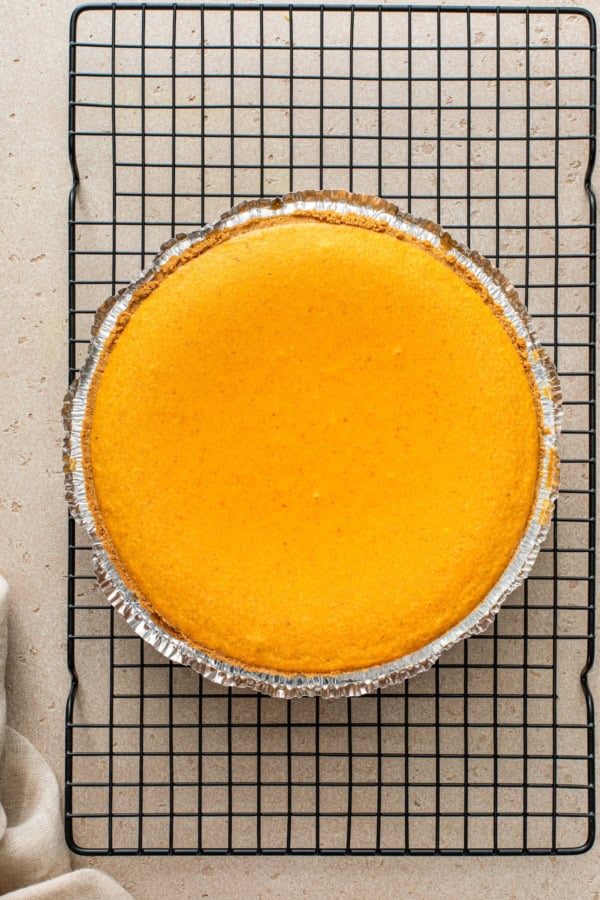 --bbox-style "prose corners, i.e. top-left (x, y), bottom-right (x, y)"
top-left (67, 4), bottom-right (596, 855)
